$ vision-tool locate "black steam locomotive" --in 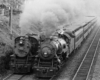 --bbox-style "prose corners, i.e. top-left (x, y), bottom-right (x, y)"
top-left (33, 17), bottom-right (96, 77)
top-left (10, 34), bottom-right (39, 73)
